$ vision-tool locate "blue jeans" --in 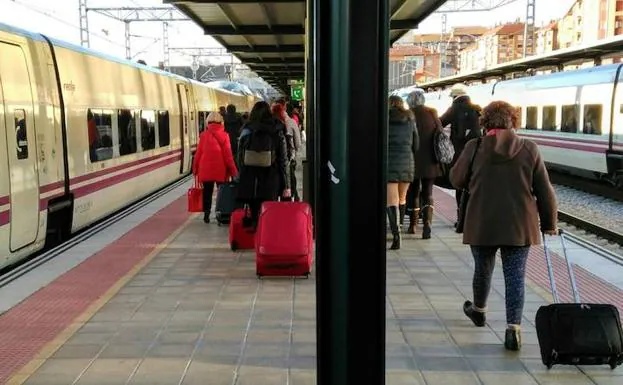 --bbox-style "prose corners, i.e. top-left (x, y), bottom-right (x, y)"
top-left (470, 246), bottom-right (530, 325)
